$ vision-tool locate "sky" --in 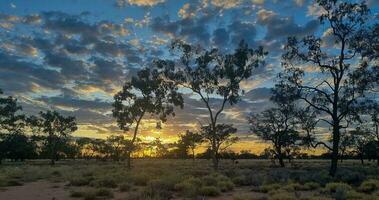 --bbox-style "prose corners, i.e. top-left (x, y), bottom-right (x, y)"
top-left (0, 0), bottom-right (378, 154)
